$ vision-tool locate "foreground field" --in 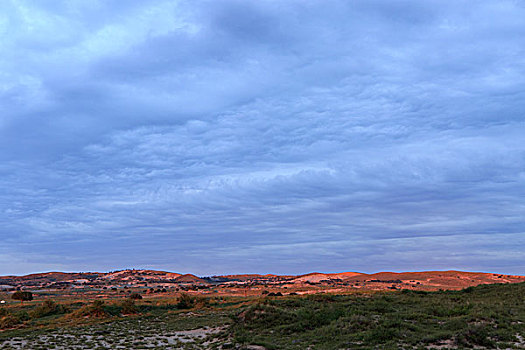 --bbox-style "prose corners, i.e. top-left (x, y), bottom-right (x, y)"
top-left (1, 282), bottom-right (524, 349)
top-left (1, 312), bottom-right (230, 349)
